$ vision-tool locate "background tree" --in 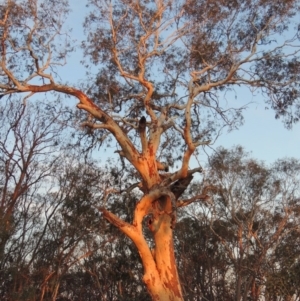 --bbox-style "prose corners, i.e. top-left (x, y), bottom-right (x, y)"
top-left (183, 147), bottom-right (300, 301)
top-left (175, 216), bottom-right (231, 301)
top-left (0, 98), bottom-right (67, 263)
top-left (1, 0), bottom-right (300, 300)
top-left (0, 98), bottom-right (69, 300)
